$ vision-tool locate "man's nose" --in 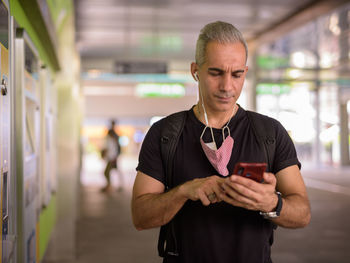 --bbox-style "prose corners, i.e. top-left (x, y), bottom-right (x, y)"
top-left (220, 74), bottom-right (233, 91)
